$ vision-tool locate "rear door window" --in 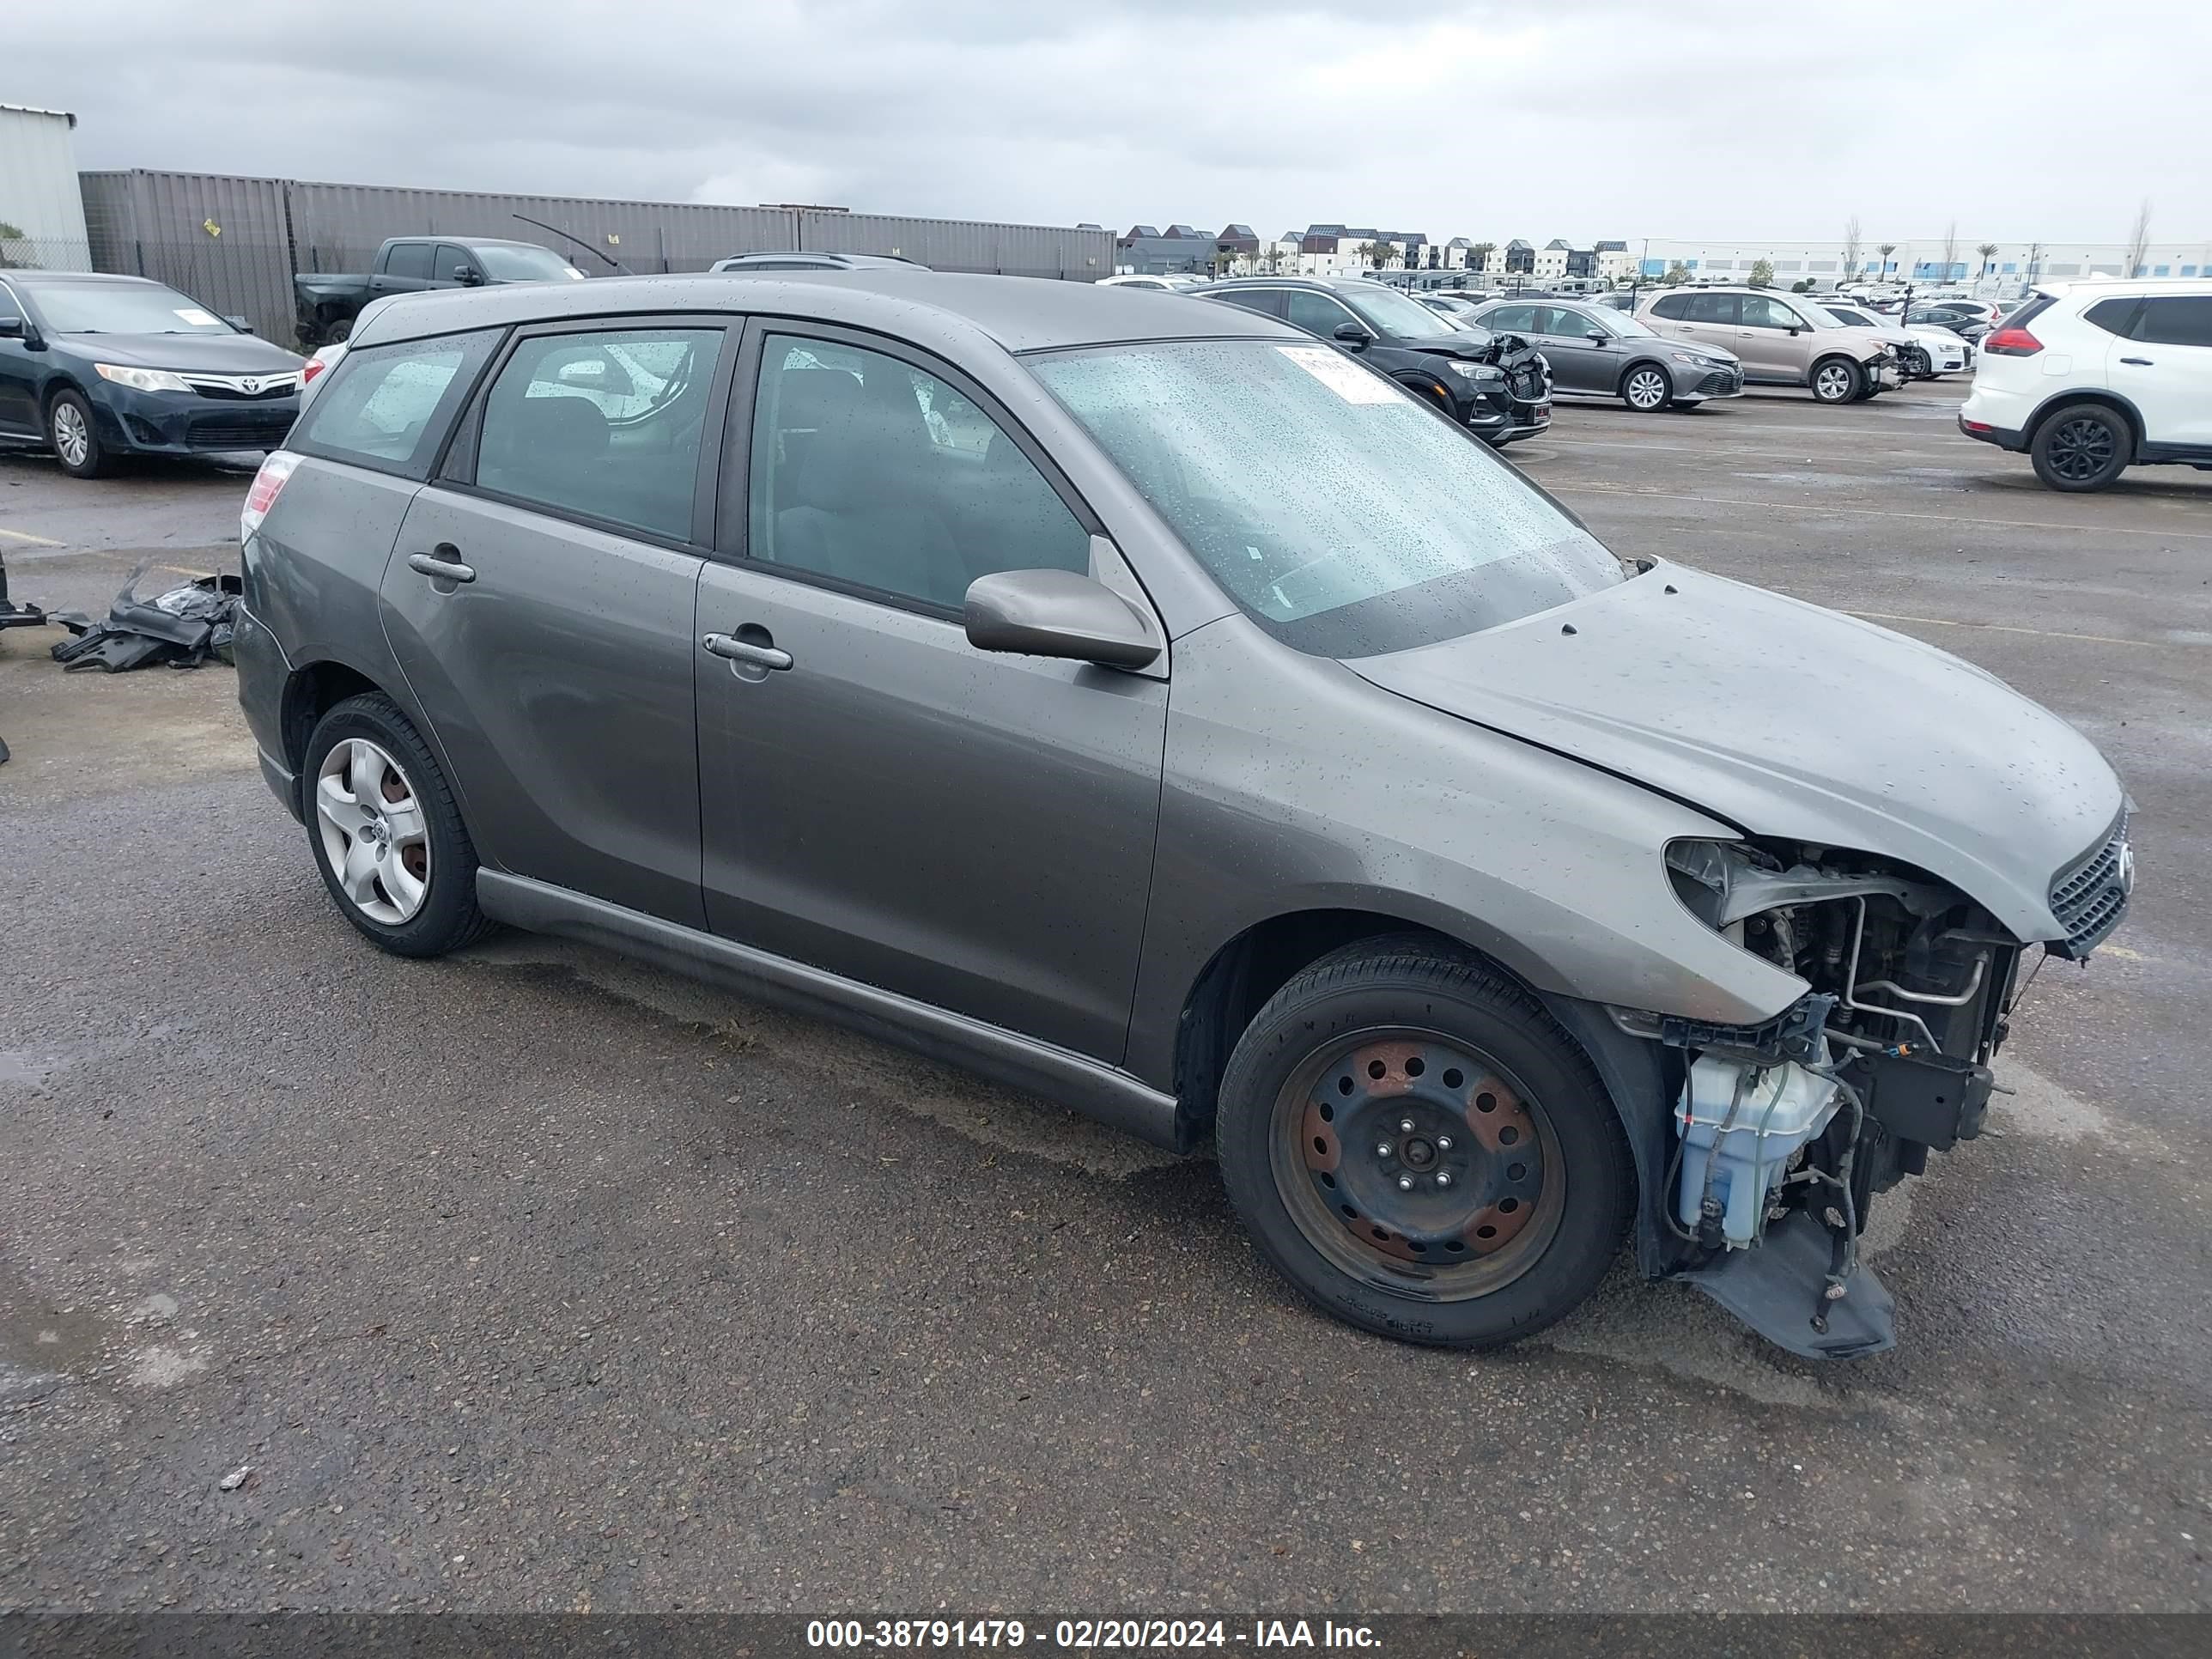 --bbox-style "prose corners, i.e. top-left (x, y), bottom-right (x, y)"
top-left (291, 329), bottom-right (500, 477)
top-left (1684, 293), bottom-right (1741, 325)
top-left (1484, 304), bottom-right (1537, 332)
top-left (471, 325), bottom-right (726, 542)
top-left (1209, 289), bottom-right (1286, 319)
top-left (2130, 296), bottom-right (2212, 346)
top-left (1285, 290), bottom-right (1360, 337)
top-left (384, 243), bottom-right (434, 281)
